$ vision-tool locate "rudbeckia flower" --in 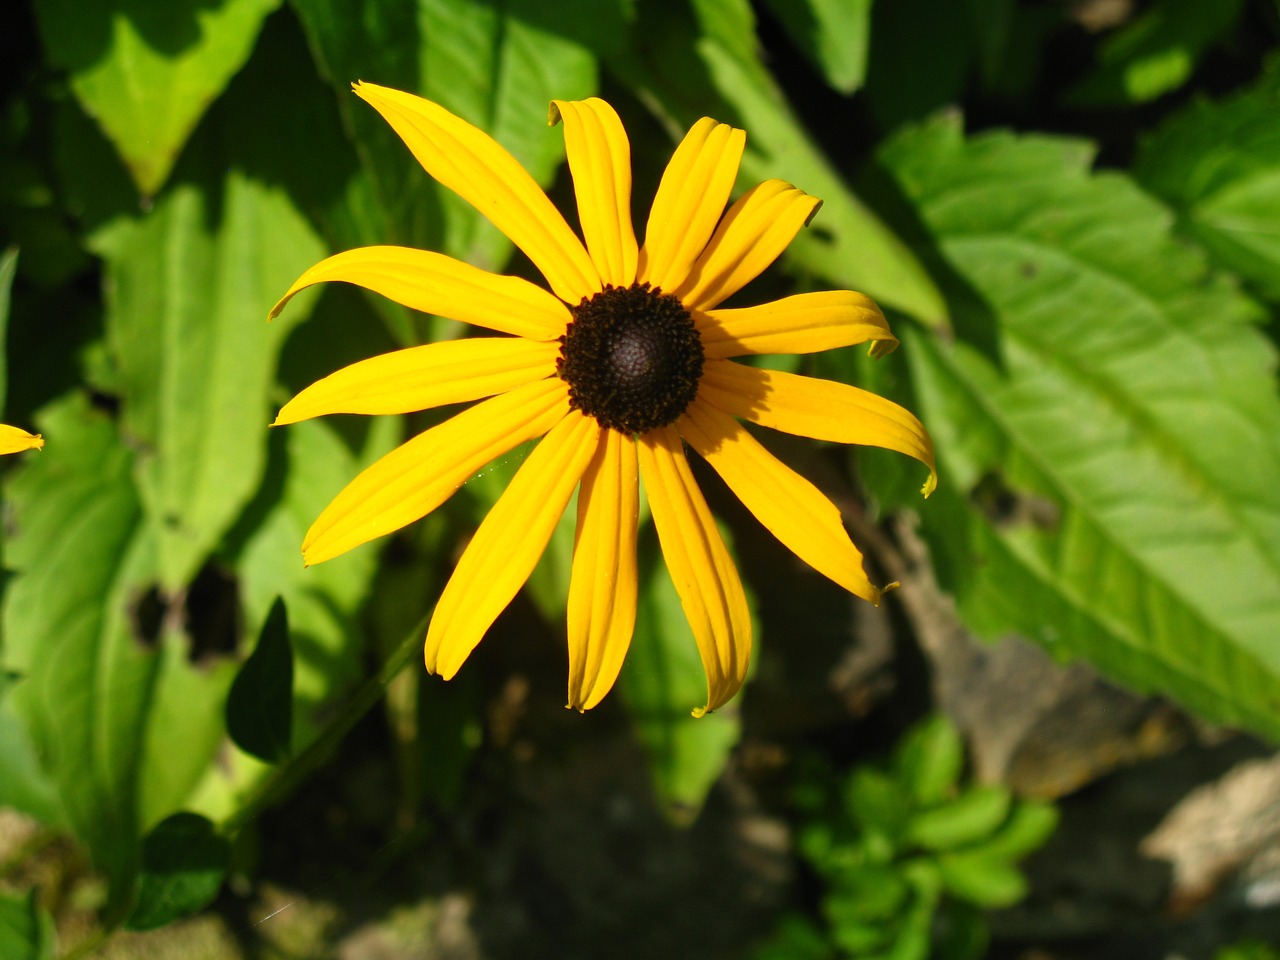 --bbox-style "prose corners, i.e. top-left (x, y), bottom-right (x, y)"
top-left (271, 82), bottom-right (935, 715)
top-left (0, 425), bottom-right (43, 455)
